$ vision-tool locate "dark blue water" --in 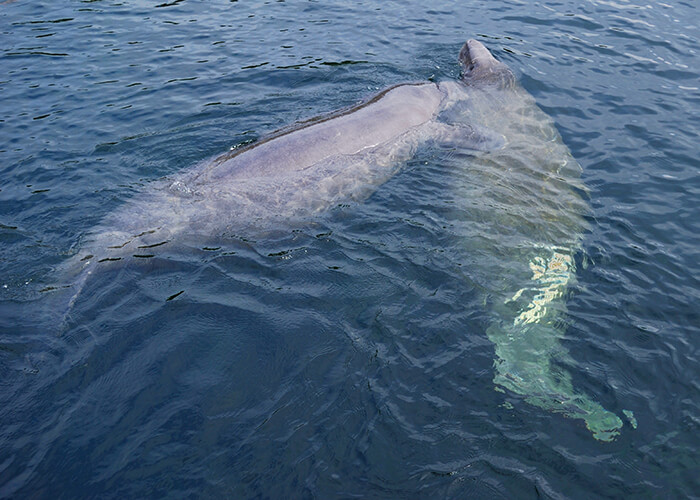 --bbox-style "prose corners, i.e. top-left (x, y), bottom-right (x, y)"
top-left (1, 1), bottom-right (698, 498)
